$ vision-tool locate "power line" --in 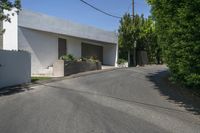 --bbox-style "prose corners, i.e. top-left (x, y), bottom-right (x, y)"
top-left (79, 0), bottom-right (121, 19)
